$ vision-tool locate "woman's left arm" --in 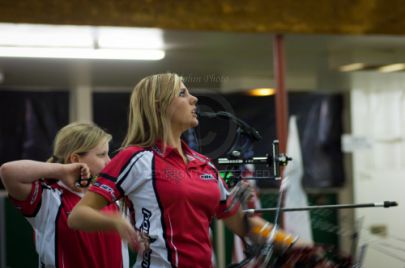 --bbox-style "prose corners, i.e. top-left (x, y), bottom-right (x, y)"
top-left (224, 209), bottom-right (297, 249)
top-left (223, 209), bottom-right (269, 238)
